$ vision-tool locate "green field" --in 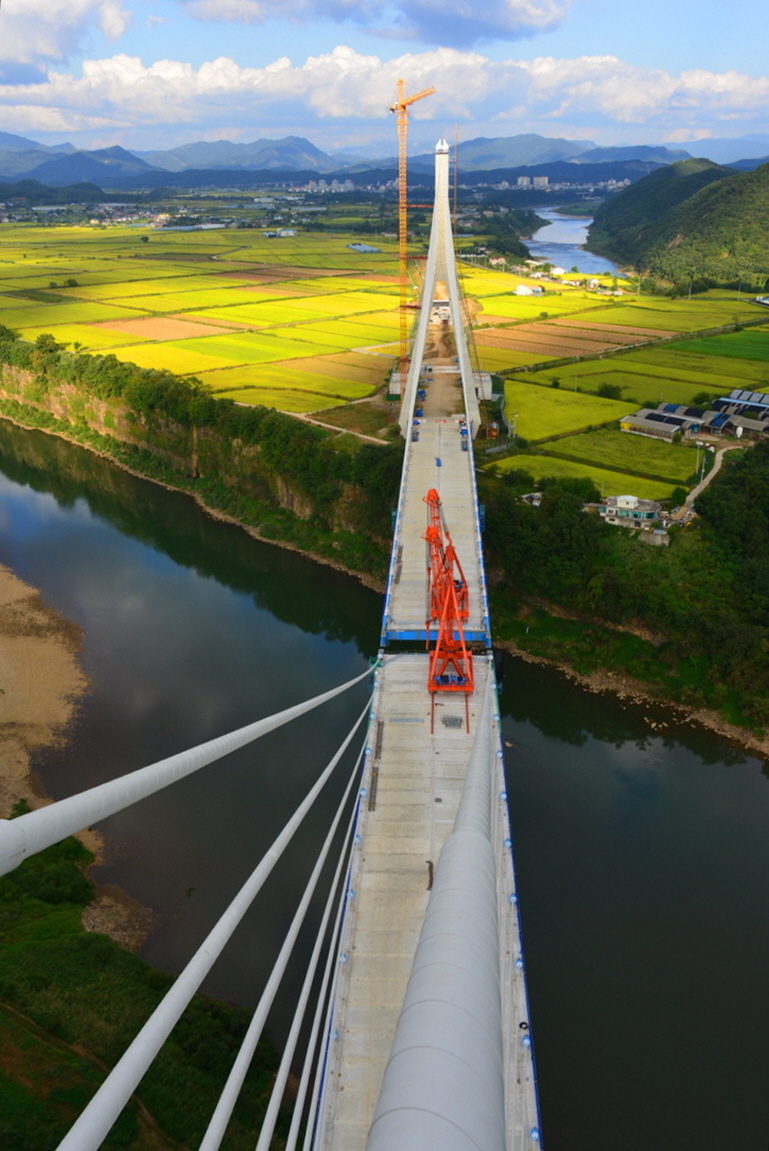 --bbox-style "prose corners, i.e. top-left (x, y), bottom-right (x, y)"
top-left (577, 294), bottom-right (762, 332)
top-left (675, 329), bottom-right (769, 362)
top-left (473, 292), bottom-right (609, 322)
top-left (529, 336), bottom-right (769, 406)
top-left (65, 274), bottom-right (257, 299)
top-left (504, 379), bottom-right (629, 440)
top-left (544, 427), bottom-right (698, 482)
top-left (492, 452), bottom-right (677, 500)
